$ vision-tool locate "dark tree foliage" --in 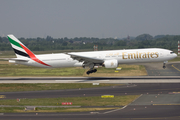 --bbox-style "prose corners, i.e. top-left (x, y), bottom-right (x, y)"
top-left (0, 34), bottom-right (179, 53)
top-left (136, 34), bottom-right (153, 41)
